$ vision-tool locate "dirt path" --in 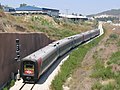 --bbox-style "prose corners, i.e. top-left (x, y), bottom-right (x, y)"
top-left (63, 24), bottom-right (119, 90)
